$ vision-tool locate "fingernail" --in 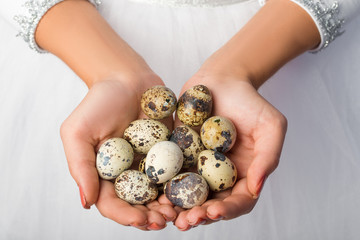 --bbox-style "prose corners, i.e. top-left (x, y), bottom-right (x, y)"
top-left (131, 221), bottom-right (148, 228)
top-left (163, 214), bottom-right (175, 222)
top-left (196, 219), bottom-right (207, 226)
top-left (207, 214), bottom-right (224, 221)
top-left (79, 185), bottom-right (90, 209)
top-left (147, 223), bottom-right (164, 231)
top-left (189, 218), bottom-right (206, 226)
top-left (253, 176), bottom-right (267, 199)
top-left (201, 219), bottom-right (208, 225)
top-left (178, 225), bottom-right (192, 231)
